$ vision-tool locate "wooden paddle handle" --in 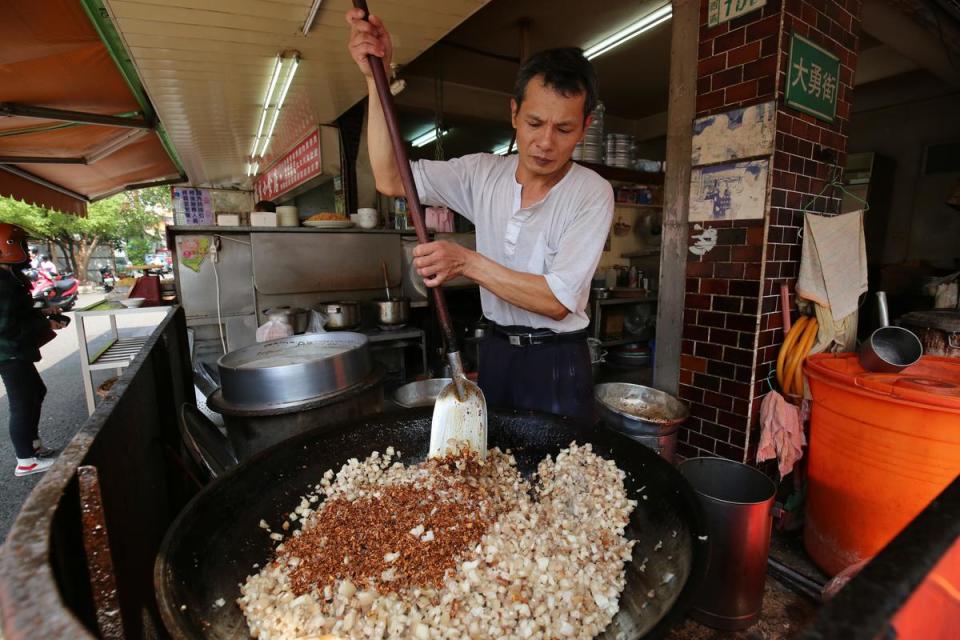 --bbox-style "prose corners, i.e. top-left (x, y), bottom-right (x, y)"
top-left (352, 0), bottom-right (459, 353)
